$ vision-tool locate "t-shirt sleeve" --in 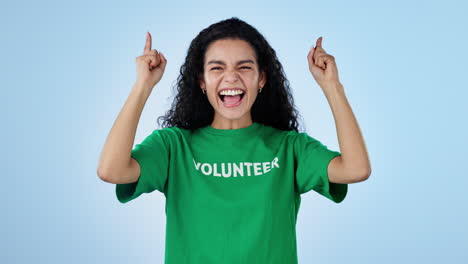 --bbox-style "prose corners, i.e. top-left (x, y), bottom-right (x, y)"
top-left (115, 129), bottom-right (170, 203)
top-left (294, 132), bottom-right (347, 203)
